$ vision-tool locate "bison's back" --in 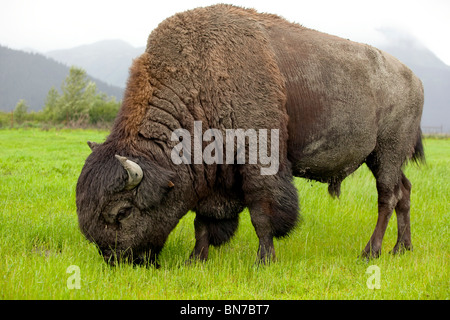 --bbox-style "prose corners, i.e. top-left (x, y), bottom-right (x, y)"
top-left (262, 18), bottom-right (423, 185)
